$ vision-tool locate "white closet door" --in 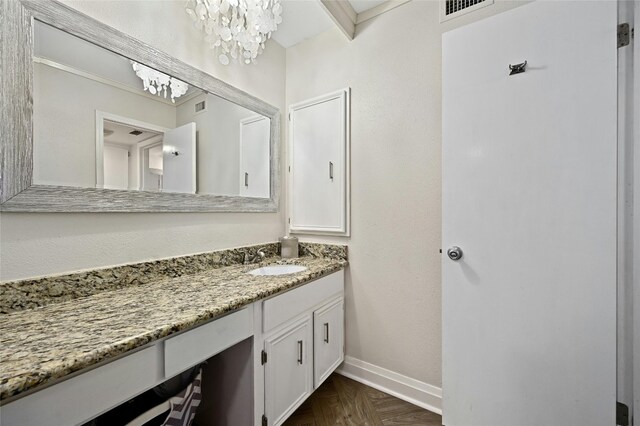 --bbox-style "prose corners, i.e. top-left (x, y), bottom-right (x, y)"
top-left (239, 116), bottom-right (270, 198)
top-left (442, 2), bottom-right (617, 425)
top-left (289, 89), bottom-right (349, 235)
